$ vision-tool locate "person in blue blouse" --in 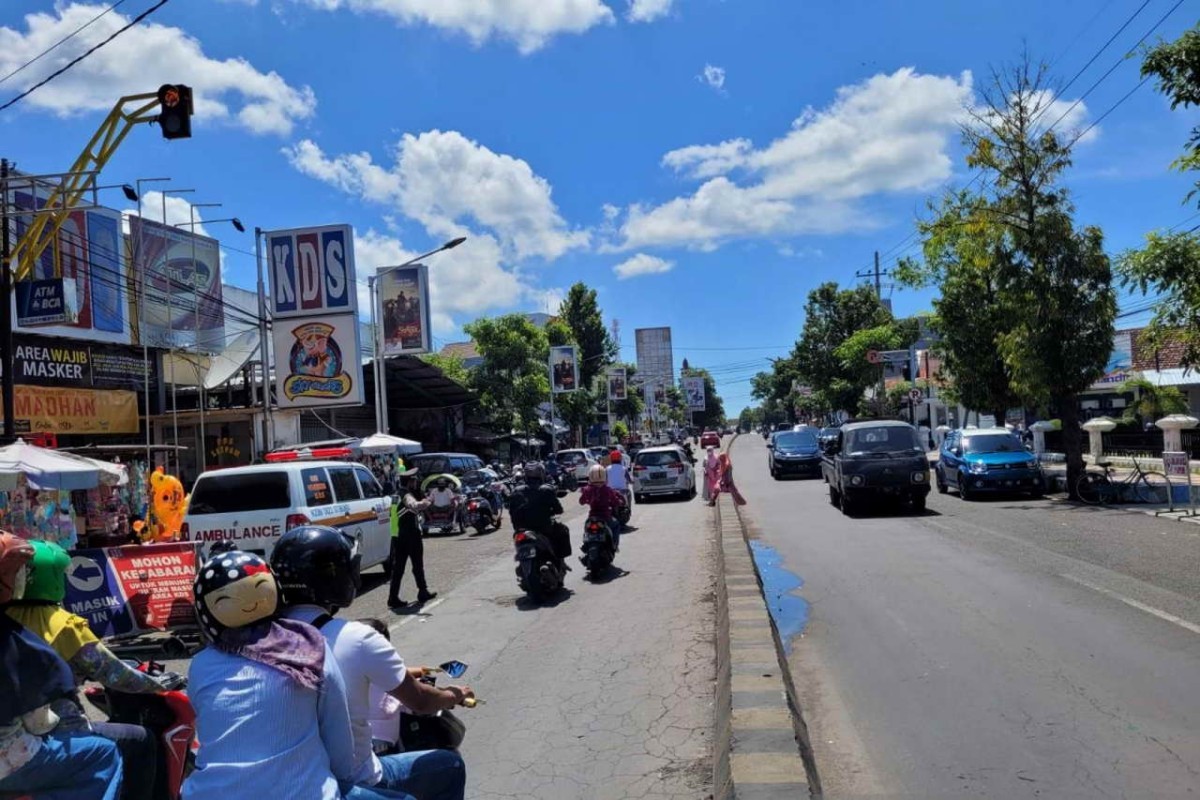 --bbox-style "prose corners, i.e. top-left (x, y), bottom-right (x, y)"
top-left (183, 549), bottom-right (410, 800)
